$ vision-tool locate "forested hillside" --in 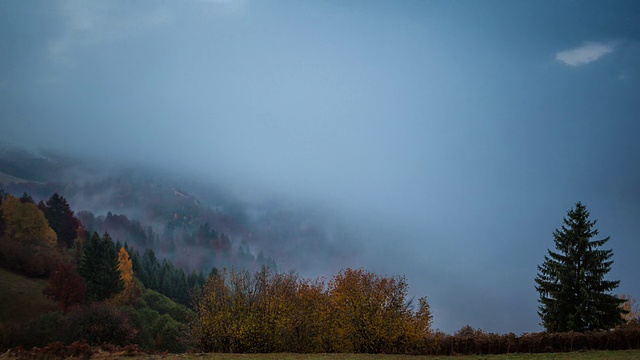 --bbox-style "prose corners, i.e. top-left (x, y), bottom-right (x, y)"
top-left (0, 147), bottom-right (357, 276)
